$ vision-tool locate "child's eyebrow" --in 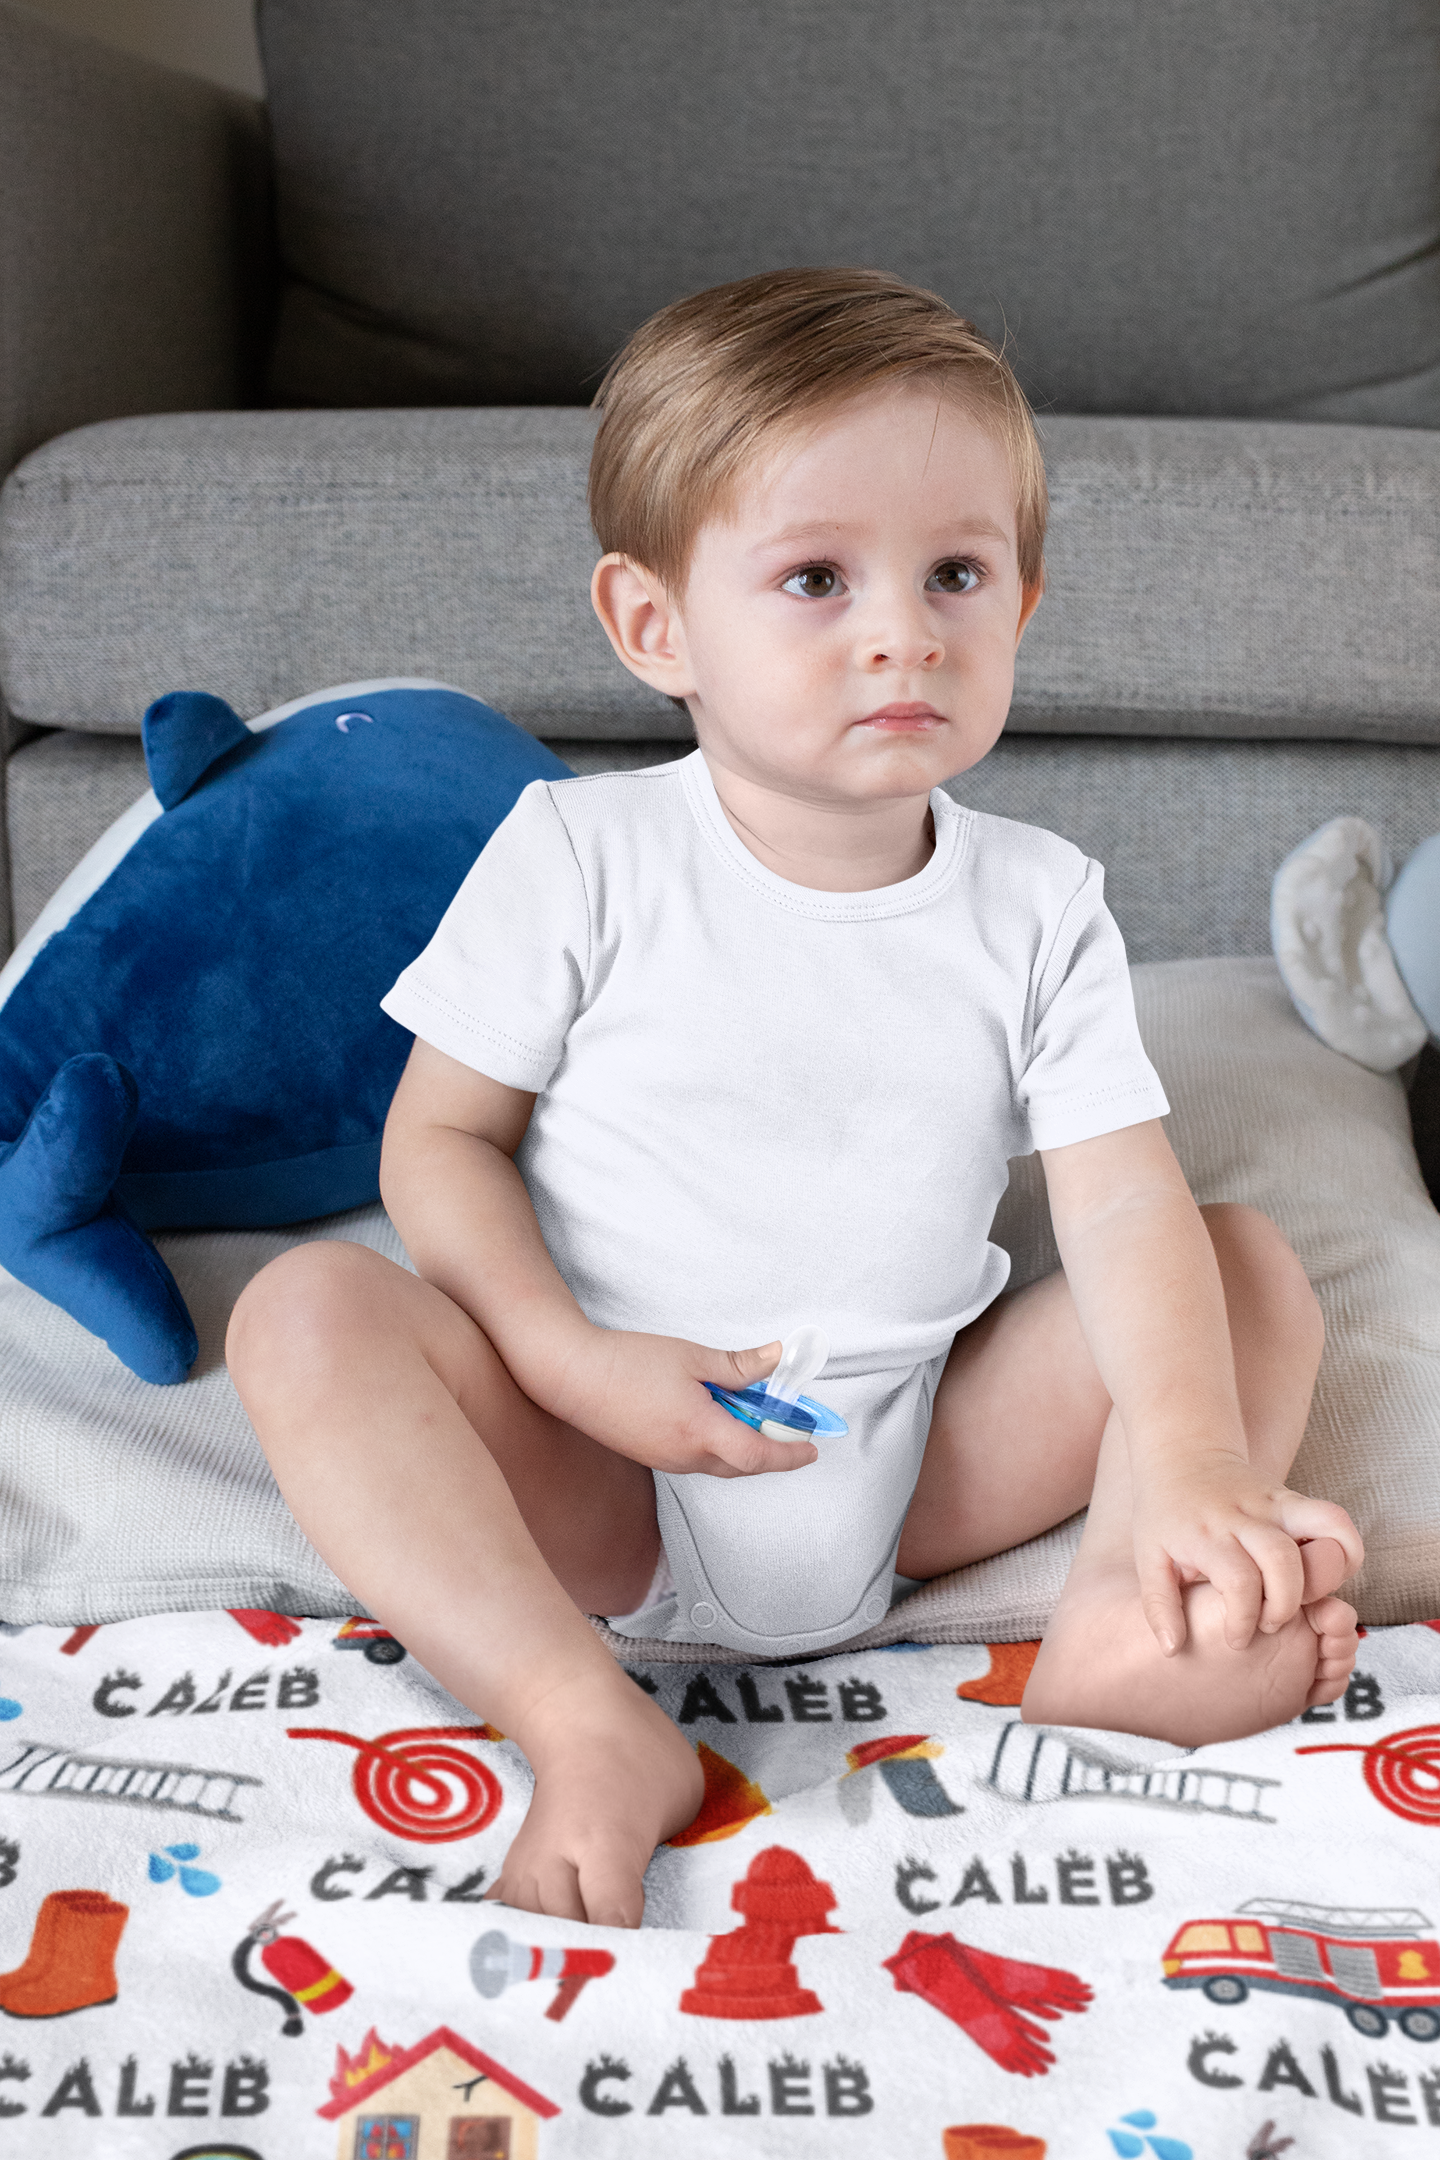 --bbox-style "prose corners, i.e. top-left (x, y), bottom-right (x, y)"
top-left (749, 516), bottom-right (1014, 554)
